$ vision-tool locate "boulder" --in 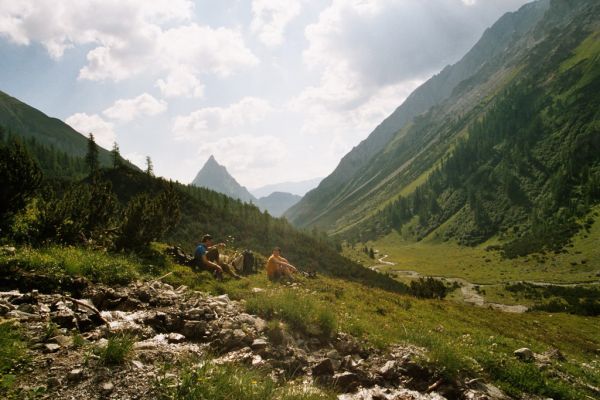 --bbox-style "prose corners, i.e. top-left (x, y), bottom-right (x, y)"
top-left (182, 320), bottom-right (208, 339)
top-left (514, 348), bottom-right (534, 362)
top-left (334, 372), bottom-right (361, 392)
top-left (312, 358), bottom-right (335, 376)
